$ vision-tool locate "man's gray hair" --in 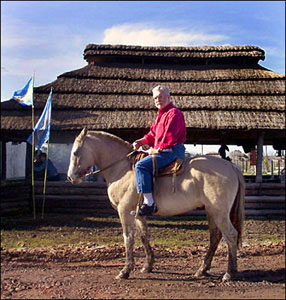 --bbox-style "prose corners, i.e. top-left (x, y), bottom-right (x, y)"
top-left (152, 85), bottom-right (170, 97)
